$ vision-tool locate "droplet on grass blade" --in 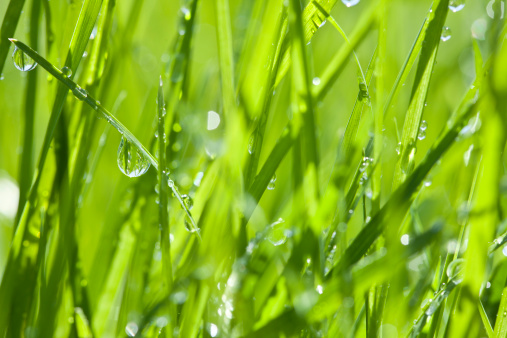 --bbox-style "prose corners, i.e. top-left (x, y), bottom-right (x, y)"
top-left (446, 258), bottom-right (465, 284)
top-left (267, 218), bottom-right (287, 246)
top-left (441, 26), bottom-right (452, 41)
top-left (12, 46), bottom-right (37, 71)
top-left (182, 194), bottom-right (193, 210)
top-left (61, 66), bottom-right (72, 77)
top-left (449, 0), bottom-right (465, 12)
top-left (125, 322), bottom-right (138, 337)
top-left (73, 85), bottom-right (88, 101)
top-left (117, 136), bottom-right (151, 177)
top-left (267, 174), bottom-right (277, 190)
